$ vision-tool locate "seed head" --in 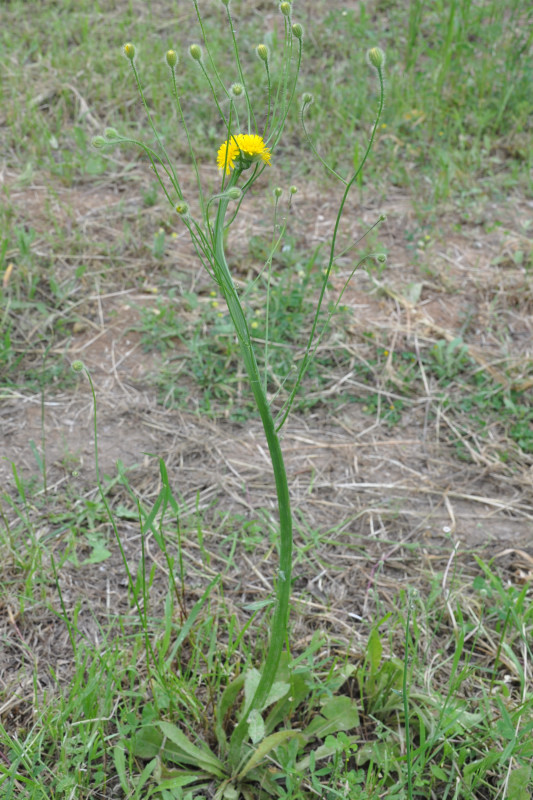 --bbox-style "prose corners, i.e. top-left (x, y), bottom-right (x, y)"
top-left (189, 44), bottom-right (203, 62)
top-left (292, 23), bottom-right (303, 39)
top-left (256, 44), bottom-right (269, 63)
top-left (166, 49), bottom-right (178, 69)
top-left (226, 187), bottom-right (242, 201)
top-left (280, 2), bottom-right (291, 16)
top-left (71, 360), bottom-right (85, 372)
top-left (230, 82), bottom-right (244, 98)
top-left (367, 47), bottom-right (385, 69)
top-left (123, 42), bottom-right (135, 61)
